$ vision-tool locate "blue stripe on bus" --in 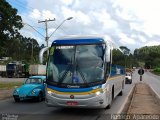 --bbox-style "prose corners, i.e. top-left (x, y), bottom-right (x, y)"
top-left (47, 85), bottom-right (102, 92)
top-left (52, 38), bottom-right (105, 45)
